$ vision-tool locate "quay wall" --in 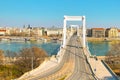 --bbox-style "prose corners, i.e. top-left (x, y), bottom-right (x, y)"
top-left (87, 37), bottom-right (120, 42)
